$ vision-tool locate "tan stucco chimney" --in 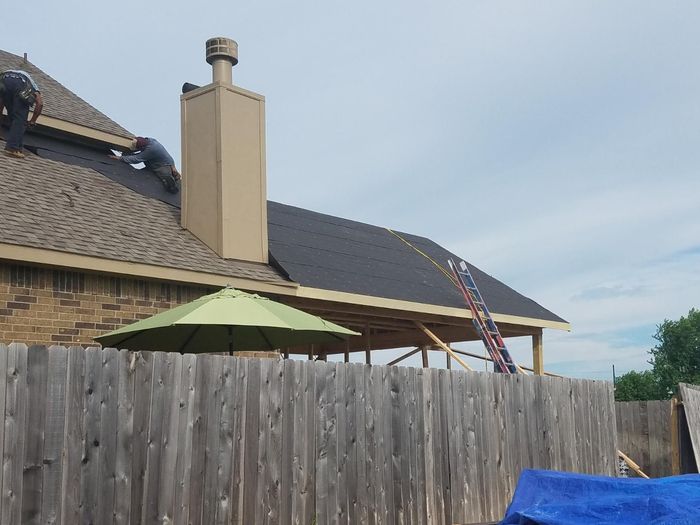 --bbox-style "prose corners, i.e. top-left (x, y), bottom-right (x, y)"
top-left (180, 37), bottom-right (268, 263)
